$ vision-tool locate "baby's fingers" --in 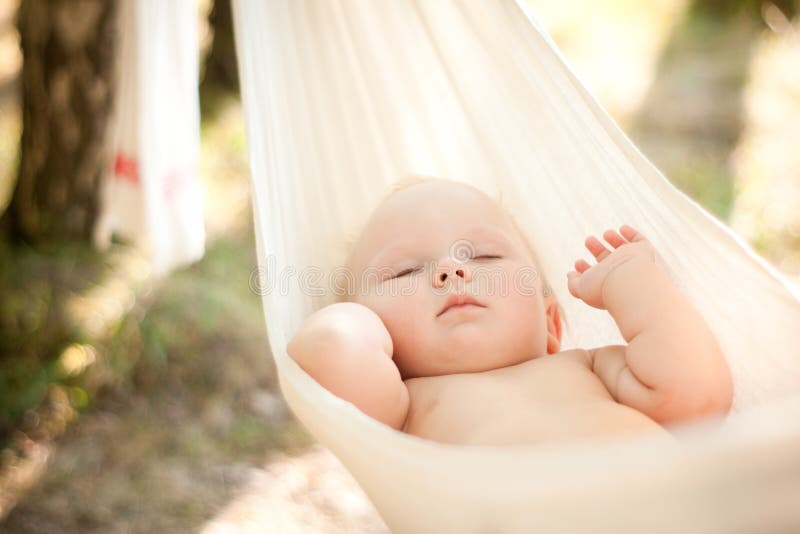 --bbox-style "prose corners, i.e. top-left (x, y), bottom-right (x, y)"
top-left (585, 236), bottom-right (612, 262)
top-left (602, 229), bottom-right (627, 249)
top-left (574, 258), bottom-right (591, 274)
top-left (566, 271), bottom-right (581, 298)
top-left (619, 224), bottom-right (646, 242)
